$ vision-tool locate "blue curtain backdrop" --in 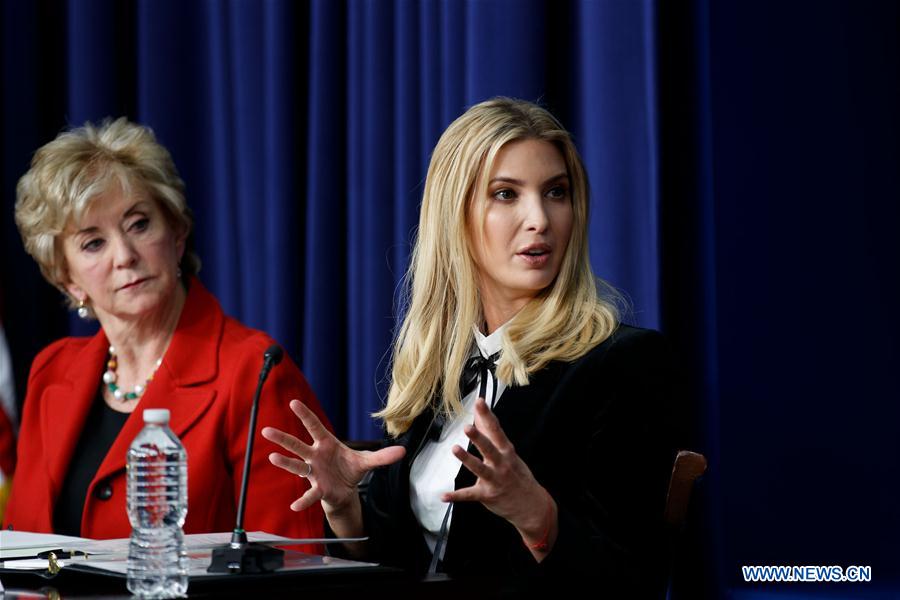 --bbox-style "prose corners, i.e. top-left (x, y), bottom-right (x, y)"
top-left (2, 1), bottom-right (898, 598)
top-left (1, 0), bottom-right (661, 440)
